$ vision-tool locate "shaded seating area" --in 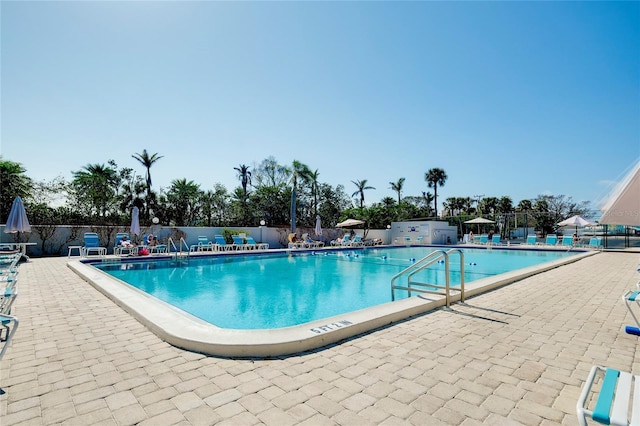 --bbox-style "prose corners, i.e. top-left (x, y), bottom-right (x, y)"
top-left (83, 232), bottom-right (107, 257)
